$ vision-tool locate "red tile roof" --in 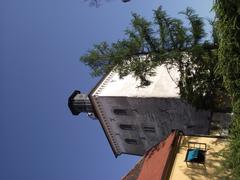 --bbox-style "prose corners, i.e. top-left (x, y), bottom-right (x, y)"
top-left (122, 131), bottom-right (178, 180)
top-left (122, 158), bottom-right (145, 180)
